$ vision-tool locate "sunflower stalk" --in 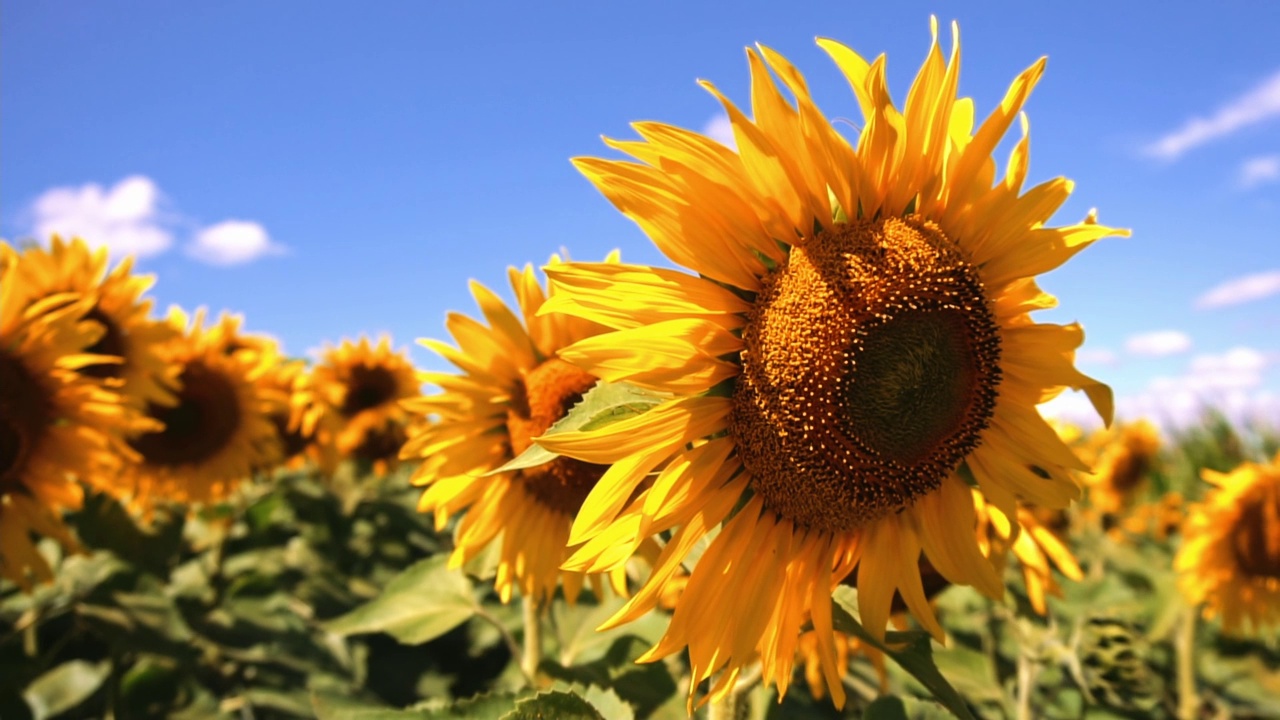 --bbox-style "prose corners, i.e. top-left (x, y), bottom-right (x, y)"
top-left (1176, 604), bottom-right (1199, 720)
top-left (521, 595), bottom-right (543, 685)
